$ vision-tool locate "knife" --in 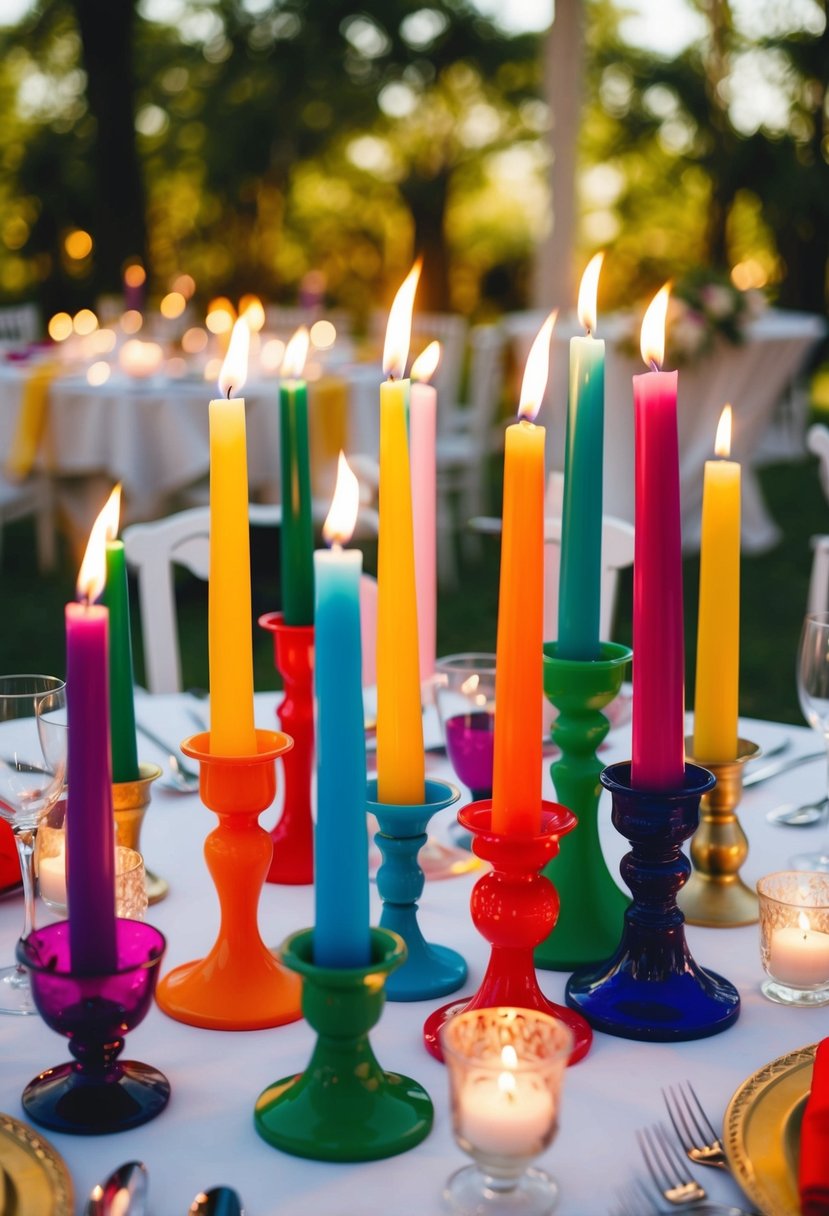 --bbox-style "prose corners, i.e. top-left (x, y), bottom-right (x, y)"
top-left (742, 749), bottom-right (825, 788)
